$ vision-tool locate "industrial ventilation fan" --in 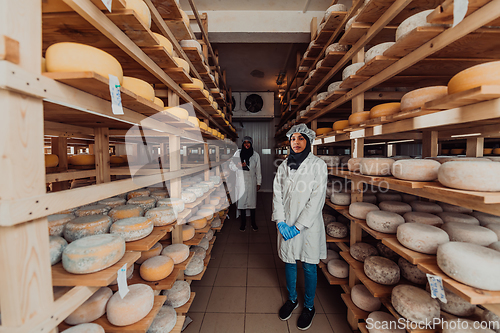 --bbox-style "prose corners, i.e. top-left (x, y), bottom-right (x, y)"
top-left (244, 94), bottom-right (264, 113)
